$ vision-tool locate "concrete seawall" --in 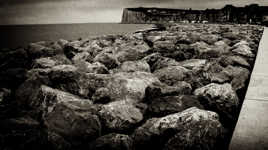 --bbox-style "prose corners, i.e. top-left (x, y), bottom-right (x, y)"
top-left (229, 27), bottom-right (268, 150)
